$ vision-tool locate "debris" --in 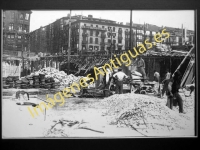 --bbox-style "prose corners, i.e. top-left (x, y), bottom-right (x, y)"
top-left (99, 93), bottom-right (193, 135)
top-left (77, 127), bottom-right (104, 134)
